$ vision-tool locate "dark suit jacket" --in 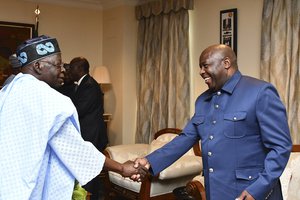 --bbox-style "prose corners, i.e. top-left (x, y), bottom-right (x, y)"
top-left (72, 74), bottom-right (108, 152)
top-left (57, 82), bottom-right (75, 99)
